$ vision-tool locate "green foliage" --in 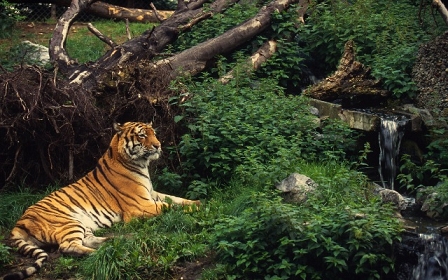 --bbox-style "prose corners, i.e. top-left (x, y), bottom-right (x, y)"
top-left (427, 127), bottom-right (448, 163)
top-left (0, 235), bottom-right (12, 267)
top-left (172, 2), bottom-right (260, 52)
top-left (211, 170), bottom-right (403, 279)
top-left (416, 179), bottom-right (448, 221)
top-left (0, 1), bottom-right (24, 39)
top-left (397, 154), bottom-right (446, 193)
top-left (79, 207), bottom-right (209, 280)
top-left (300, 0), bottom-right (444, 98)
top-left (0, 186), bottom-right (53, 231)
top-left (256, 5), bottom-right (307, 88)
top-left (171, 72), bottom-right (358, 191)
